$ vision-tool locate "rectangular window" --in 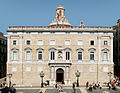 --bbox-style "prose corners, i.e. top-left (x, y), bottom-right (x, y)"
top-left (103, 52), bottom-right (108, 60)
top-left (12, 67), bottom-right (17, 72)
top-left (13, 40), bottom-right (17, 45)
top-left (78, 40), bottom-right (83, 46)
top-left (103, 67), bottom-right (108, 72)
top-left (50, 40), bottom-right (55, 45)
top-left (90, 52), bottom-right (94, 60)
top-left (89, 67), bottom-right (95, 72)
top-left (38, 40), bottom-right (43, 45)
top-left (65, 40), bottom-right (70, 45)
top-left (90, 40), bottom-right (94, 45)
top-left (26, 67), bottom-right (31, 72)
top-left (104, 41), bottom-right (108, 46)
top-left (78, 52), bottom-right (82, 60)
top-left (26, 40), bottom-right (31, 45)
